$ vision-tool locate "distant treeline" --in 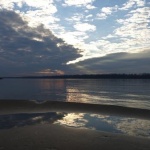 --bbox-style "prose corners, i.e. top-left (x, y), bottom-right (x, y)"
top-left (5, 73), bottom-right (150, 79)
